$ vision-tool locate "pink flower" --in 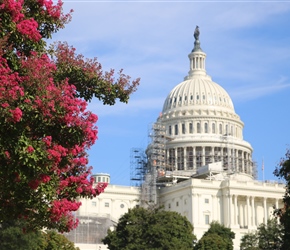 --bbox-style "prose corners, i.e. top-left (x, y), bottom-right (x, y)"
top-left (16, 18), bottom-right (41, 41)
top-left (4, 151), bottom-right (10, 159)
top-left (26, 145), bottom-right (34, 153)
top-left (40, 174), bottom-right (50, 183)
top-left (9, 107), bottom-right (22, 122)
